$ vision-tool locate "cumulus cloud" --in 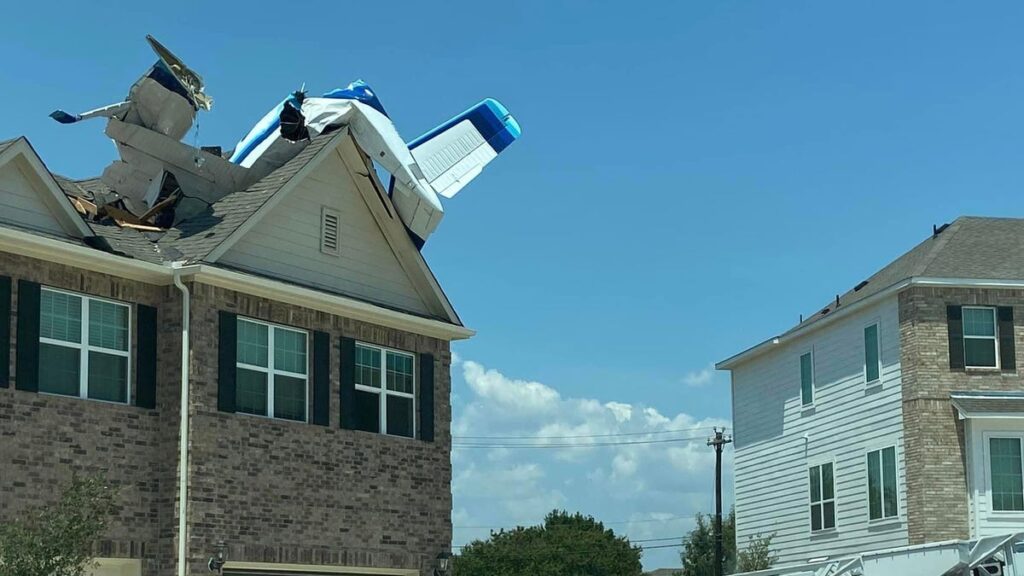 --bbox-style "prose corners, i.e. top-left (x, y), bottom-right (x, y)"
top-left (682, 363), bottom-right (721, 387)
top-left (451, 358), bottom-right (732, 569)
